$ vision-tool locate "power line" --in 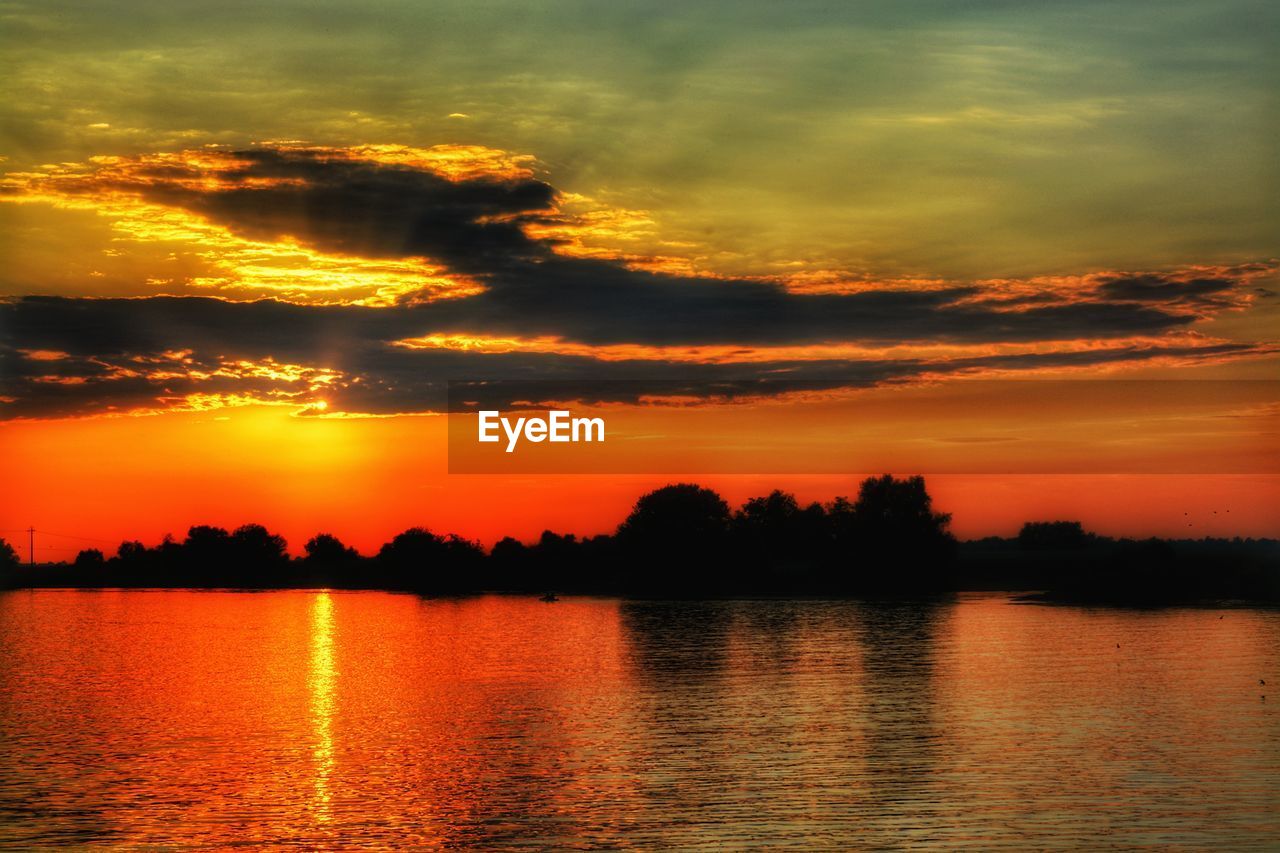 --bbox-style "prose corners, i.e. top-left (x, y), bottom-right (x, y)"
top-left (0, 527), bottom-right (119, 566)
top-left (33, 529), bottom-right (119, 544)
